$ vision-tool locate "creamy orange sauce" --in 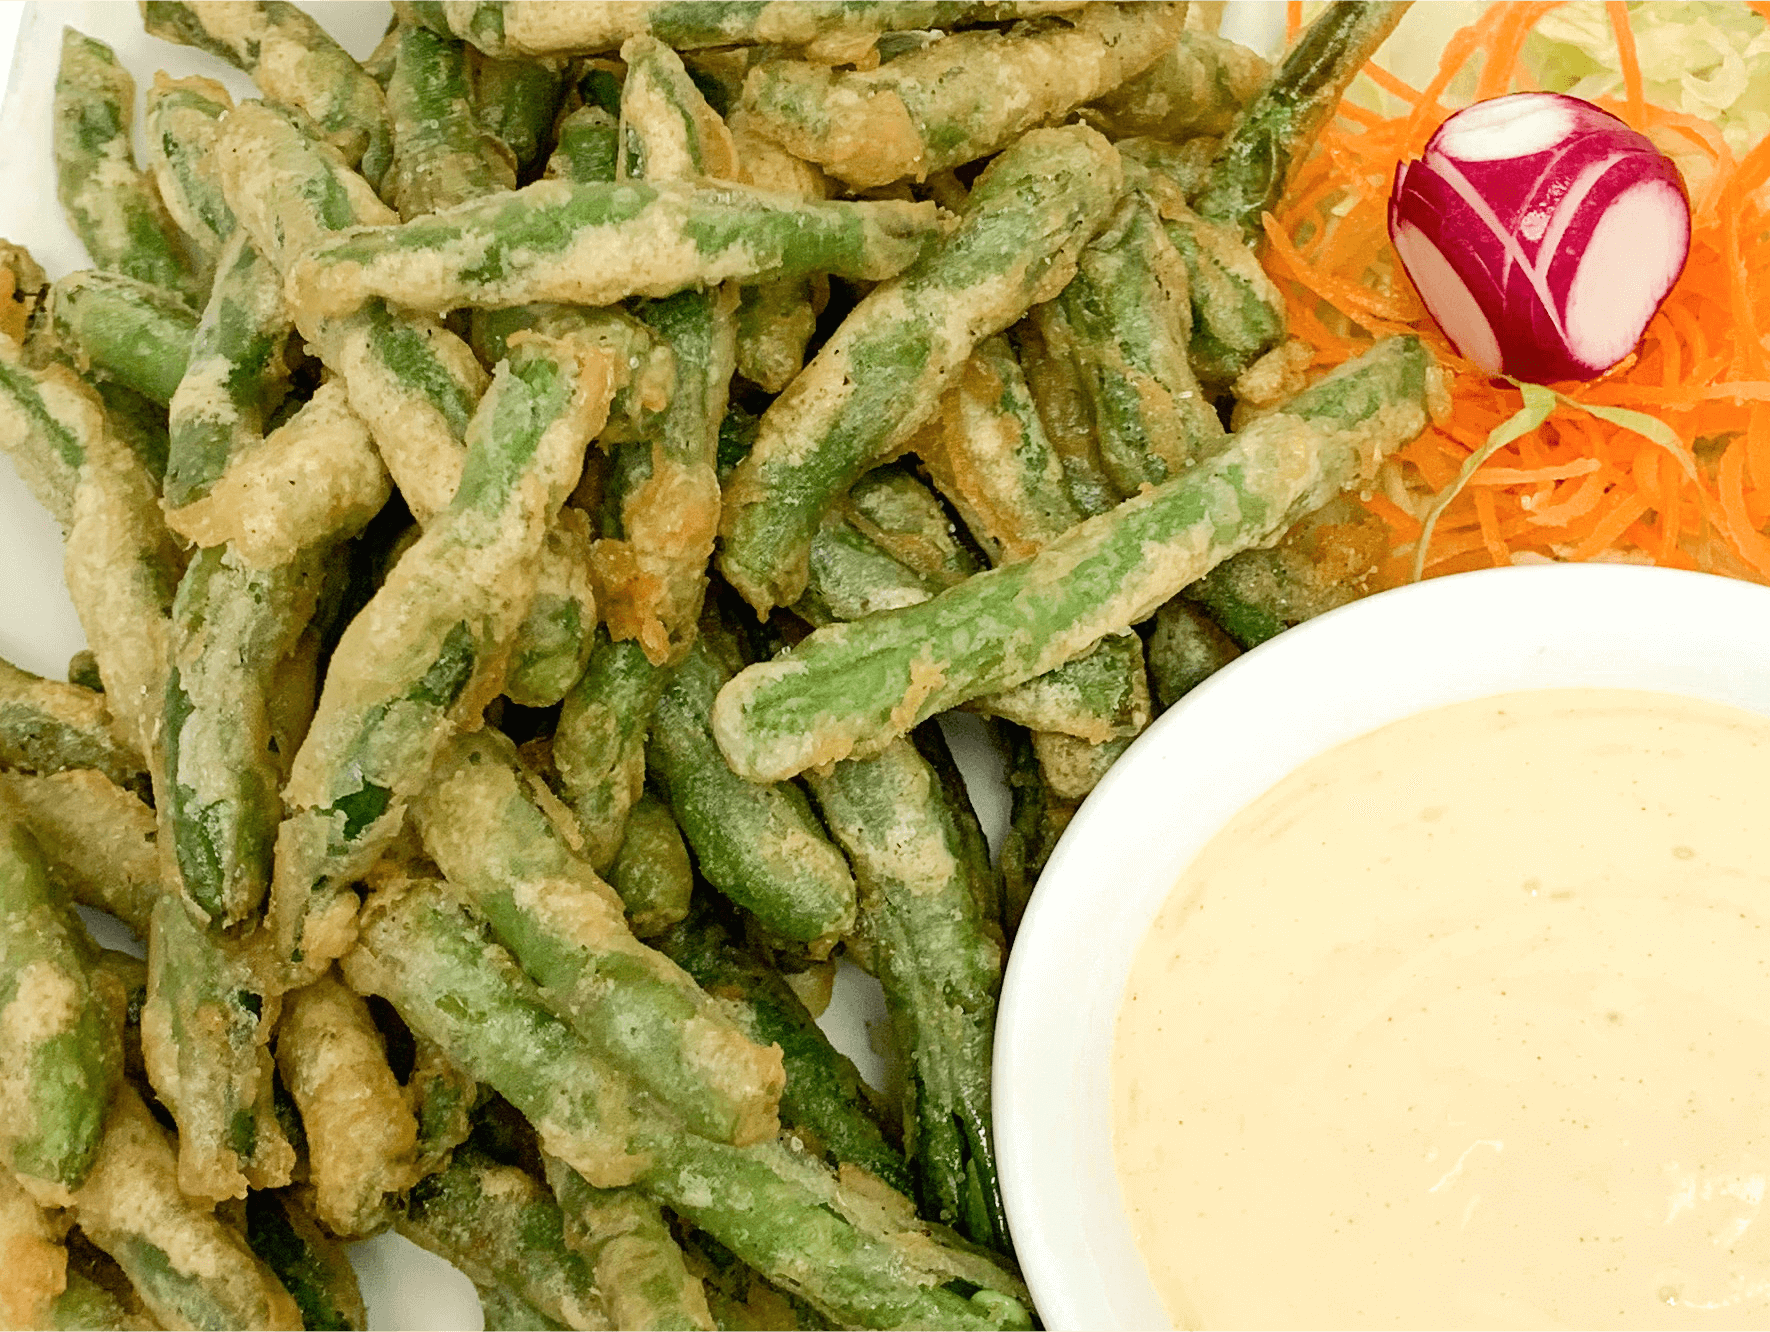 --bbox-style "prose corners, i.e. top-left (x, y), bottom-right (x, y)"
top-left (1114, 689), bottom-right (1770, 1329)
